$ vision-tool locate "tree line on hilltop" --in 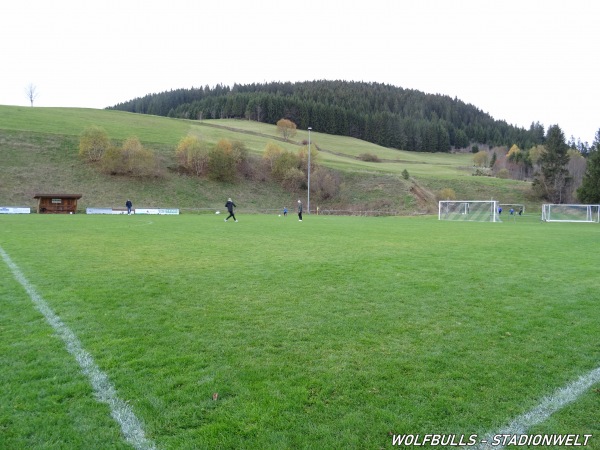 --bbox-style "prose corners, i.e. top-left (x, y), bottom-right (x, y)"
top-left (108, 80), bottom-right (551, 153)
top-left (468, 126), bottom-right (600, 204)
